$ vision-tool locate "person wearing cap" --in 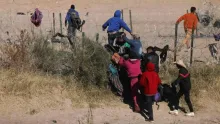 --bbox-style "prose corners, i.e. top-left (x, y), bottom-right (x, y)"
top-left (176, 7), bottom-right (198, 50)
top-left (169, 60), bottom-right (195, 117)
top-left (122, 33), bottom-right (143, 59)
